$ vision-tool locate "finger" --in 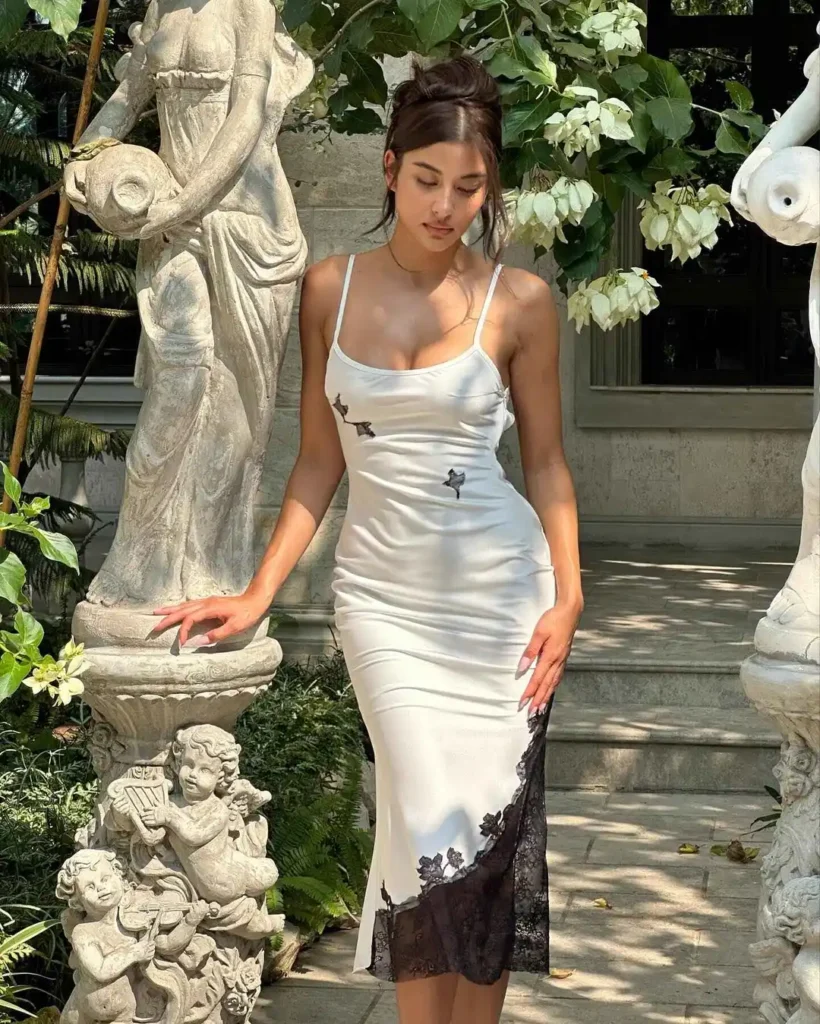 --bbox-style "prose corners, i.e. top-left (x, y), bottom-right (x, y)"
top-left (517, 632), bottom-right (548, 677)
top-left (151, 603), bottom-right (205, 633)
top-left (152, 601), bottom-right (197, 616)
top-left (524, 656), bottom-right (559, 707)
top-left (202, 620), bottom-right (242, 644)
top-left (178, 614), bottom-right (204, 648)
top-left (530, 664), bottom-right (566, 711)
